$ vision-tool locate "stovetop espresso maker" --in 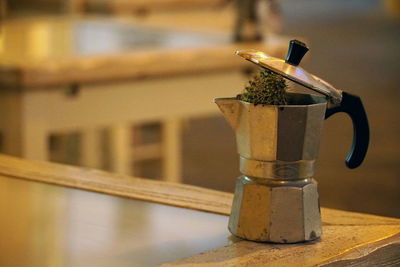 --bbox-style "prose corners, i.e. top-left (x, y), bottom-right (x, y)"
top-left (215, 40), bottom-right (369, 243)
